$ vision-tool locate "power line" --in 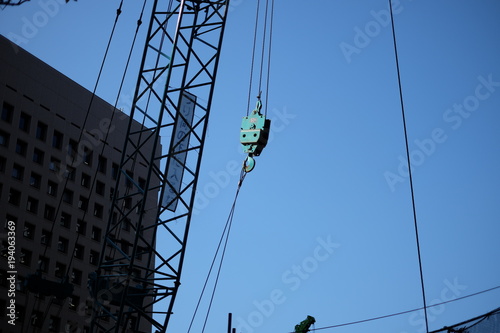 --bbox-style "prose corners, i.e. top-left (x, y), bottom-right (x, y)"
top-left (306, 284), bottom-right (500, 332)
top-left (388, 0), bottom-right (430, 332)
